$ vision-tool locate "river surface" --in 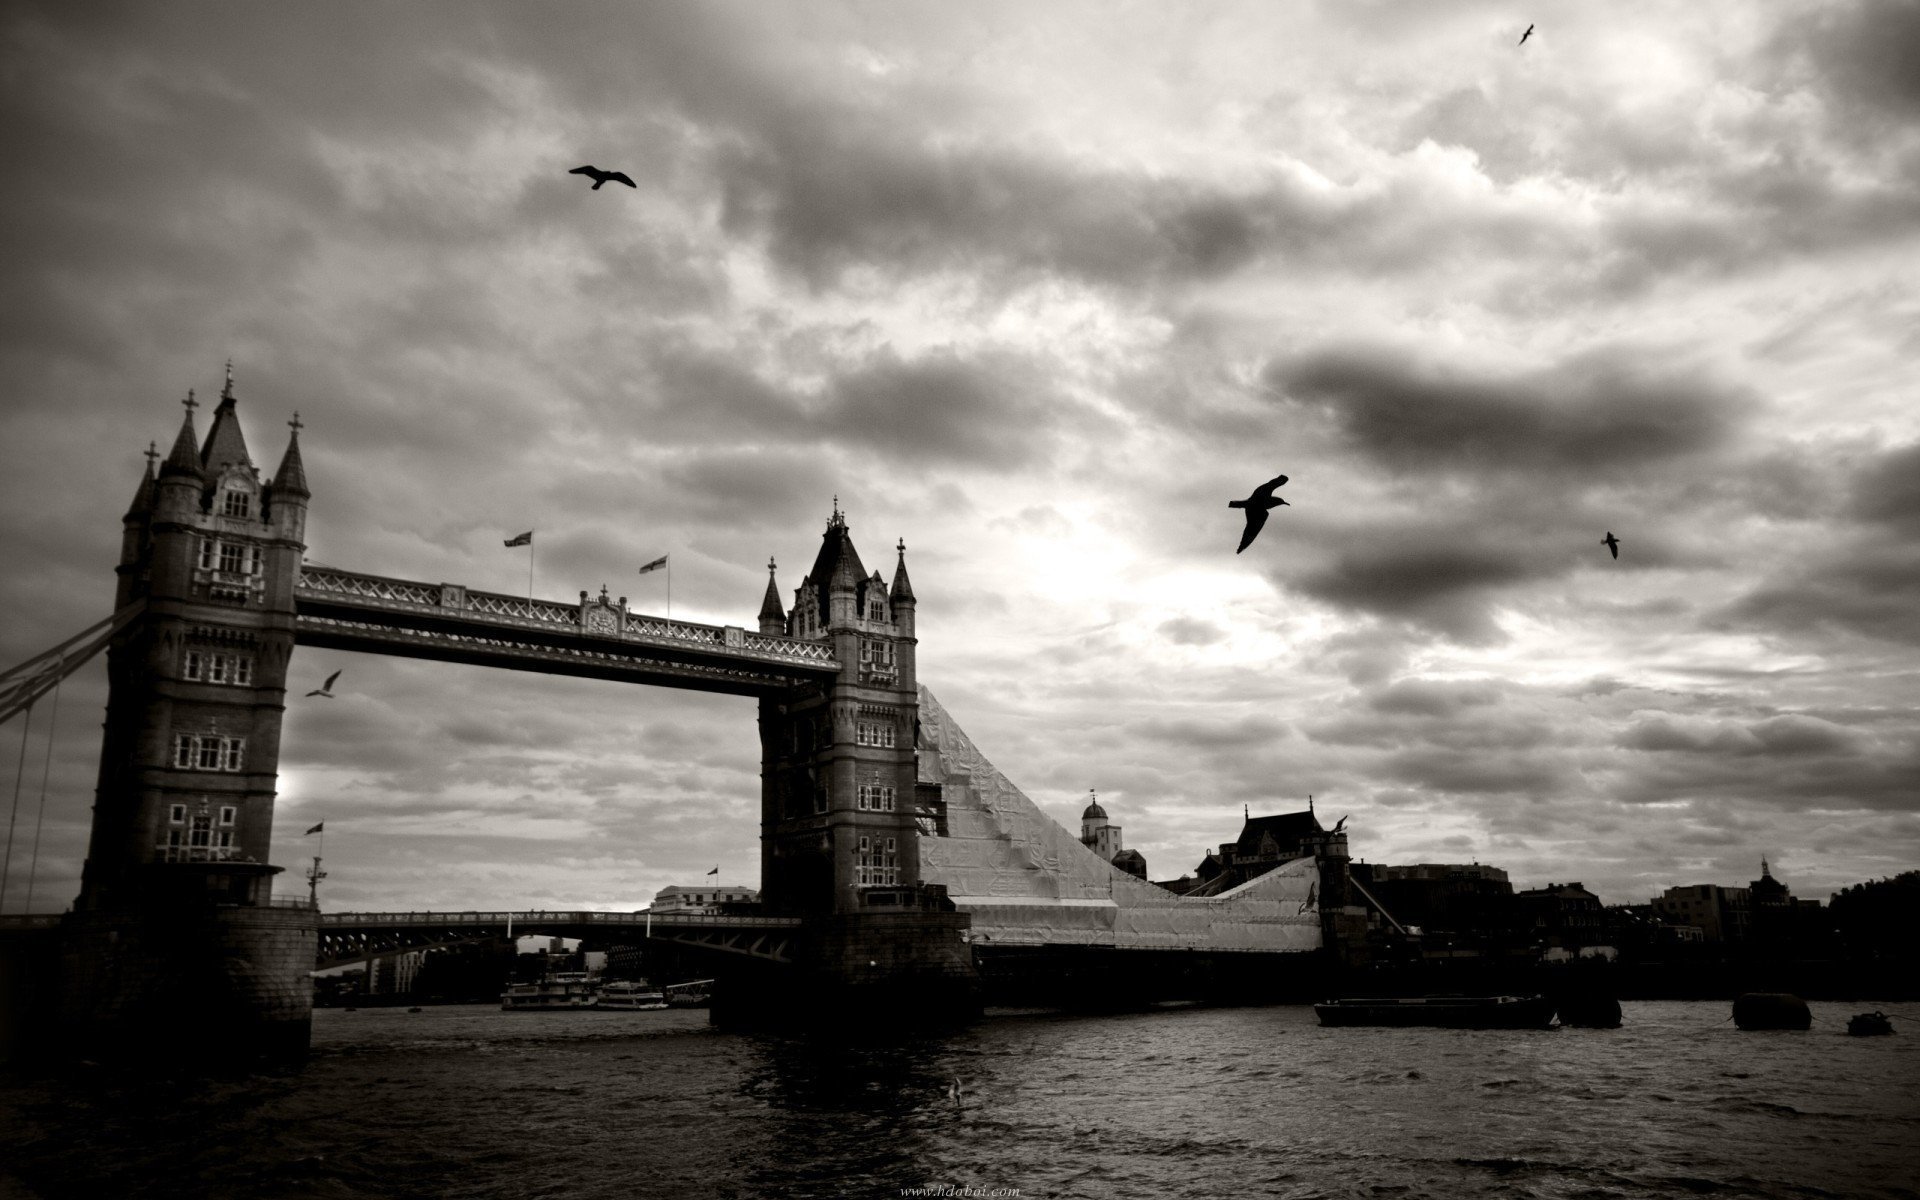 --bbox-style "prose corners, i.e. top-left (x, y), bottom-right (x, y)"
top-left (3, 1000), bottom-right (1918, 1200)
